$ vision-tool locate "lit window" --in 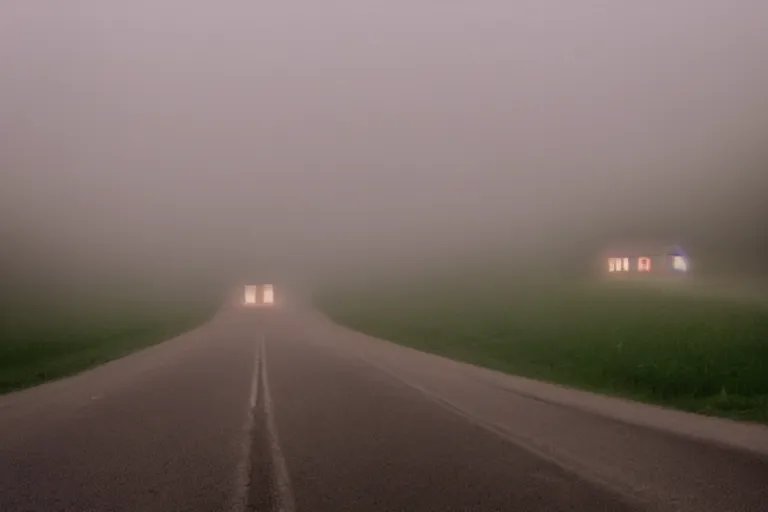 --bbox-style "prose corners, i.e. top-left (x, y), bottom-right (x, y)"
top-left (672, 255), bottom-right (688, 272)
top-left (638, 257), bottom-right (651, 272)
top-left (263, 284), bottom-right (275, 304)
top-left (608, 257), bottom-right (628, 272)
top-left (244, 285), bottom-right (258, 304)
